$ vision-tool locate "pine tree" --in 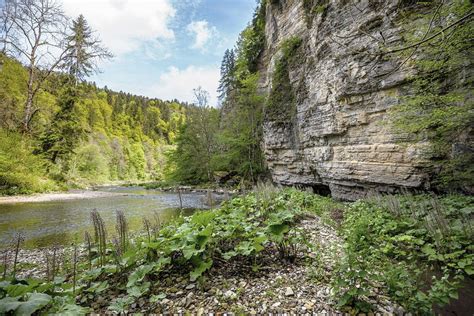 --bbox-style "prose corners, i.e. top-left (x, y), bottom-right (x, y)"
top-left (217, 49), bottom-right (236, 102)
top-left (63, 15), bottom-right (112, 82)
